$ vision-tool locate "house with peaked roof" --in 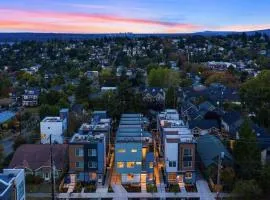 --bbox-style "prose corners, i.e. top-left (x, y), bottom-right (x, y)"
top-left (221, 111), bottom-right (244, 139)
top-left (197, 134), bottom-right (233, 168)
top-left (189, 119), bottom-right (220, 137)
top-left (9, 144), bottom-right (68, 181)
top-left (141, 87), bottom-right (165, 110)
